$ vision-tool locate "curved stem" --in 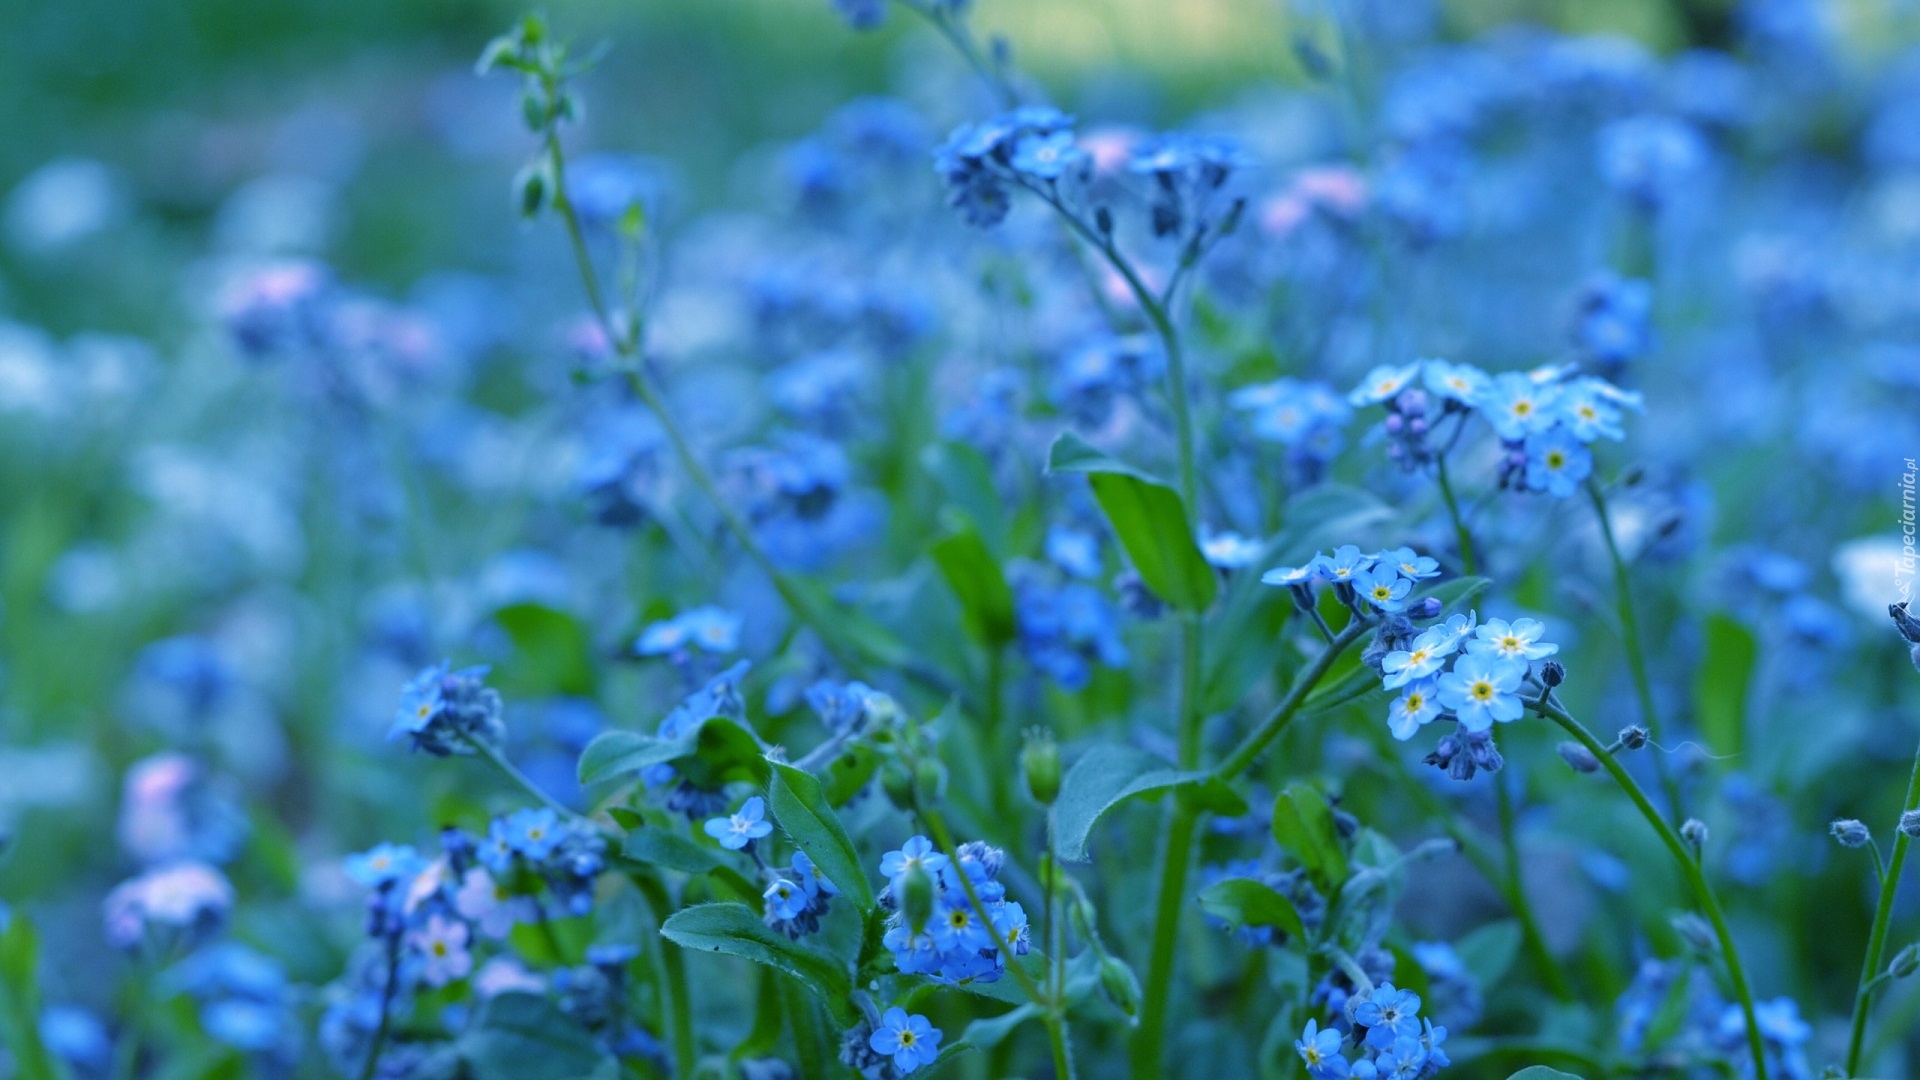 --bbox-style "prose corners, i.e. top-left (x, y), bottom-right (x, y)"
top-left (1844, 735), bottom-right (1920, 1075)
top-left (1434, 455), bottom-right (1477, 577)
top-left (1534, 697), bottom-right (1767, 1079)
top-left (355, 932), bottom-right (404, 1080)
top-left (1130, 799), bottom-right (1199, 1079)
top-left (1214, 619), bottom-right (1371, 782)
top-left (463, 733), bottom-right (584, 823)
top-left (1585, 479), bottom-right (1684, 818)
top-left (1494, 775), bottom-right (1575, 1001)
top-left (631, 873), bottom-right (698, 1078)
